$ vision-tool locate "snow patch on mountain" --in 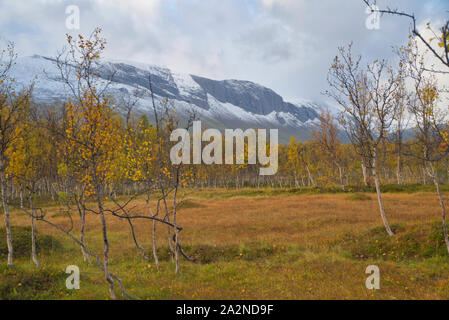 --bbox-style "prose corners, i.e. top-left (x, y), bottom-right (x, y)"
top-left (172, 72), bottom-right (203, 97)
top-left (9, 55), bottom-right (327, 141)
